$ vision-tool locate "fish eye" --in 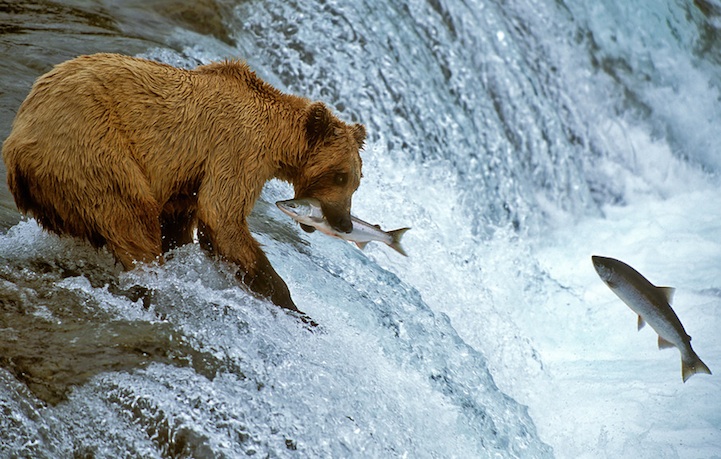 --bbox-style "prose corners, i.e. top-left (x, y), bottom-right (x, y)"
top-left (334, 172), bottom-right (348, 186)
